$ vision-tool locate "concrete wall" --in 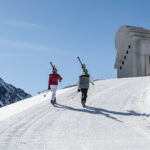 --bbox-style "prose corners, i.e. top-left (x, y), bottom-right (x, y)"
top-left (115, 26), bottom-right (150, 78)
